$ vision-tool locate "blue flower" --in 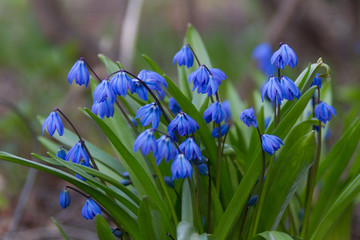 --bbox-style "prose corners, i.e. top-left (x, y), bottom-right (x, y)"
top-left (59, 189), bottom-right (70, 209)
top-left (189, 66), bottom-right (227, 95)
top-left (169, 97), bottom-right (181, 115)
top-left (56, 148), bottom-right (67, 160)
top-left (222, 100), bottom-right (231, 122)
top-left (155, 135), bottom-right (177, 165)
top-left (248, 195), bottom-right (258, 207)
top-left (75, 162), bottom-right (92, 181)
top-left (67, 59), bottom-right (89, 87)
top-left (179, 138), bottom-right (202, 160)
top-left (252, 42), bottom-right (275, 76)
top-left (310, 73), bottom-right (322, 89)
top-left (171, 154), bottom-right (192, 179)
top-left (198, 163), bottom-right (208, 176)
top-left (210, 68), bottom-right (227, 85)
top-left (91, 98), bottom-right (114, 119)
top-left (65, 141), bottom-right (89, 165)
top-left (135, 102), bottom-right (161, 129)
top-left (261, 76), bottom-right (283, 102)
top-left (133, 129), bottom-right (157, 155)
top-left (280, 76), bottom-right (300, 101)
top-left (168, 112), bottom-right (199, 136)
top-left (261, 134), bottom-right (284, 155)
top-left (93, 80), bottom-right (116, 104)
top-left (240, 107), bottom-right (258, 128)
top-left (133, 79), bottom-right (148, 100)
top-left (173, 44), bottom-right (194, 68)
top-left (315, 102), bottom-right (336, 124)
top-left (211, 124), bottom-right (229, 138)
top-left (271, 43), bottom-right (298, 69)
top-left (203, 101), bottom-right (226, 124)
top-left (204, 75), bottom-right (219, 96)
top-left (110, 71), bottom-right (134, 96)
top-left (189, 65), bottom-right (209, 91)
top-left (111, 228), bottom-right (123, 238)
top-left (264, 117), bottom-right (271, 129)
top-left (143, 70), bottom-right (167, 88)
top-left (164, 176), bottom-right (175, 188)
top-left (138, 70), bottom-right (167, 99)
top-left (82, 198), bottom-right (101, 220)
top-left (42, 111), bottom-right (64, 136)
